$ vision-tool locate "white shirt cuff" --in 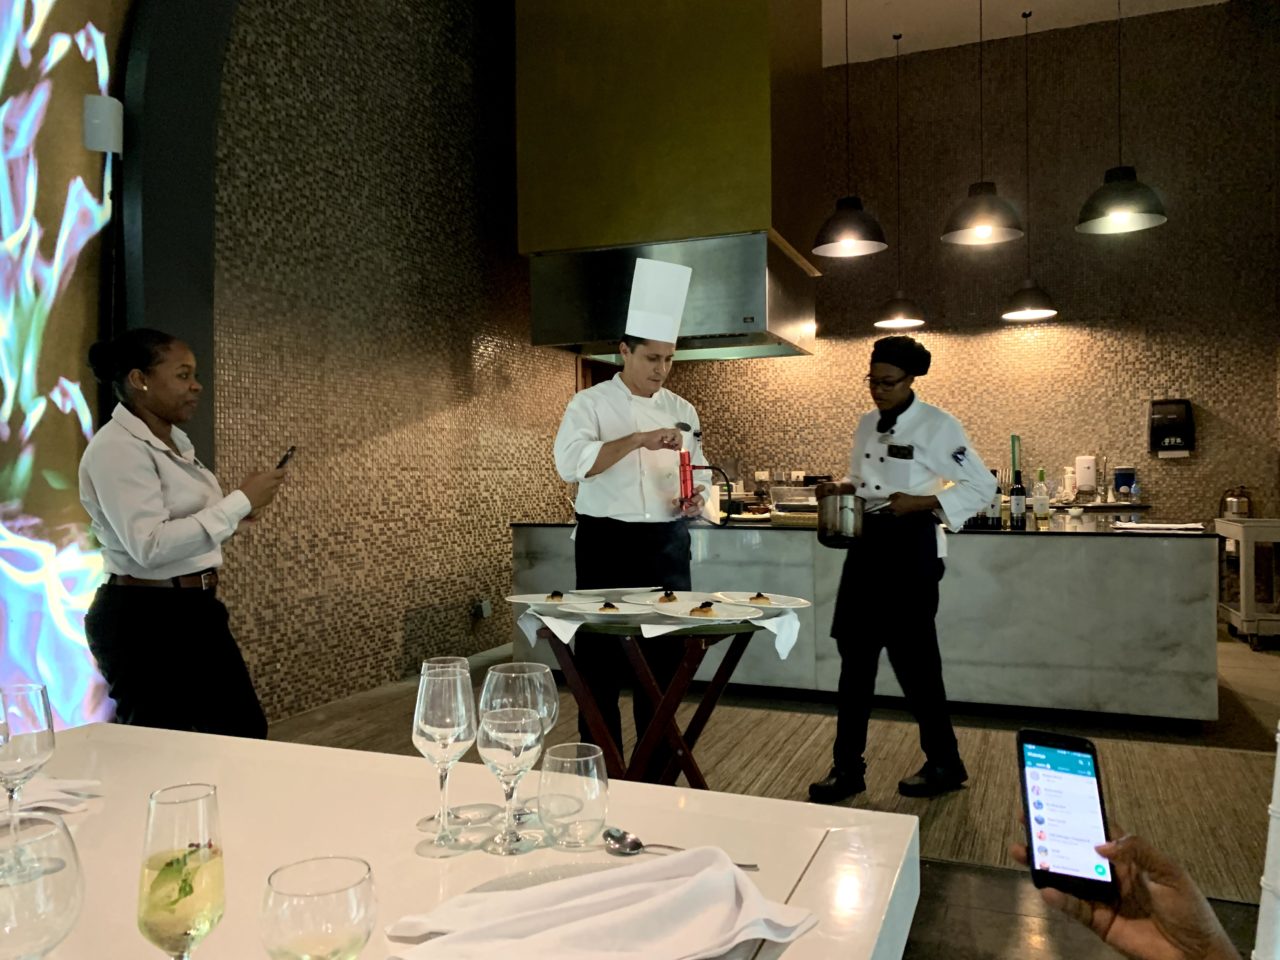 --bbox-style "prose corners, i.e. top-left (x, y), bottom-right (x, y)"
top-left (223, 489), bottom-right (253, 523)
